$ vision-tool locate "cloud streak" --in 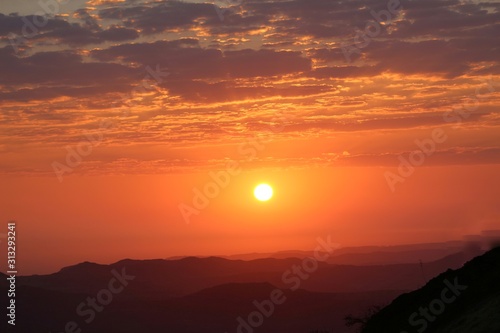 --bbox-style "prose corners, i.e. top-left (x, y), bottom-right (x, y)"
top-left (0, 0), bottom-right (498, 176)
